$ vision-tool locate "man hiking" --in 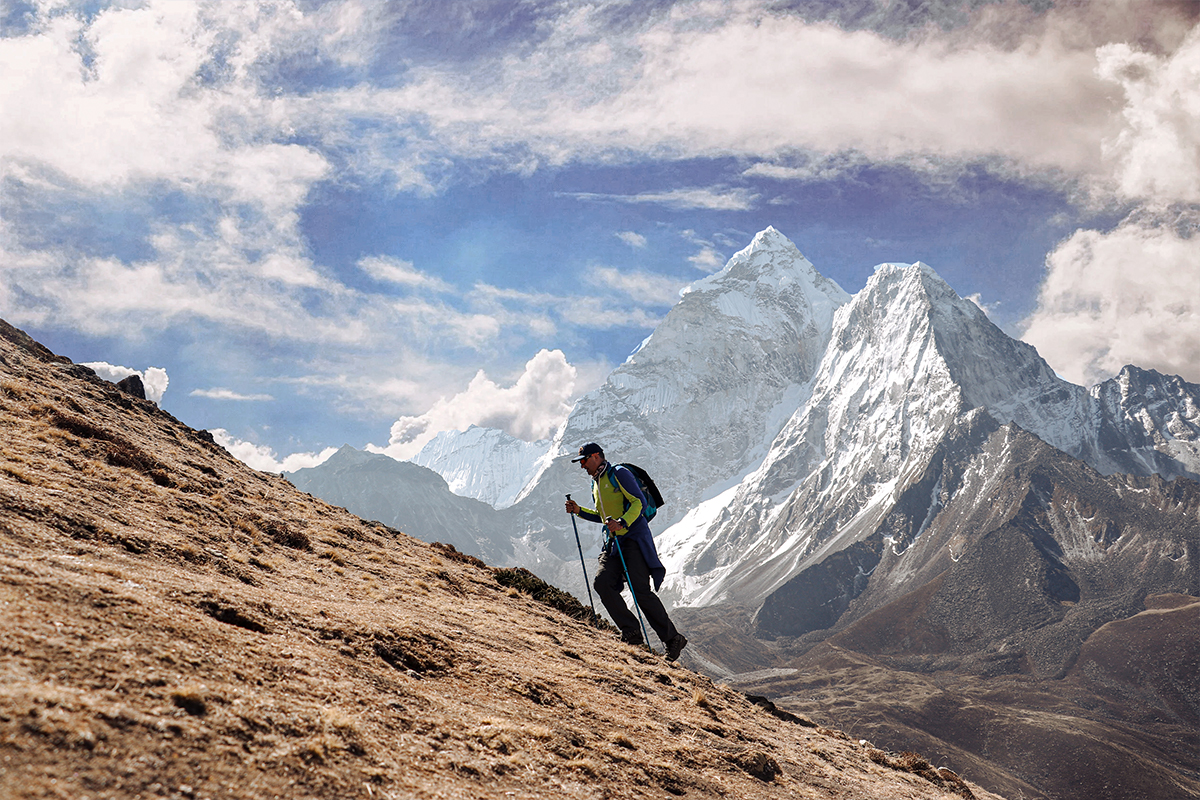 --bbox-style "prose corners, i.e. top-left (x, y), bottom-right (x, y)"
top-left (565, 443), bottom-right (688, 661)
